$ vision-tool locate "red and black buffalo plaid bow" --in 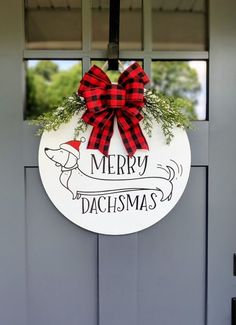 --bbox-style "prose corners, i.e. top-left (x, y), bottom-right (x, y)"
top-left (78, 62), bottom-right (149, 156)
